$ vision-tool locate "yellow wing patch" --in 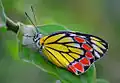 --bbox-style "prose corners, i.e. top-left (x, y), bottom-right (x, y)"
top-left (66, 43), bottom-right (80, 48)
top-left (68, 47), bottom-right (84, 55)
top-left (45, 47), bottom-right (69, 67)
top-left (58, 37), bottom-right (74, 43)
top-left (44, 34), bottom-right (65, 44)
top-left (43, 48), bottom-right (63, 67)
top-left (90, 37), bottom-right (101, 41)
top-left (69, 53), bottom-right (80, 59)
top-left (45, 44), bottom-right (69, 52)
top-left (61, 53), bottom-right (74, 63)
